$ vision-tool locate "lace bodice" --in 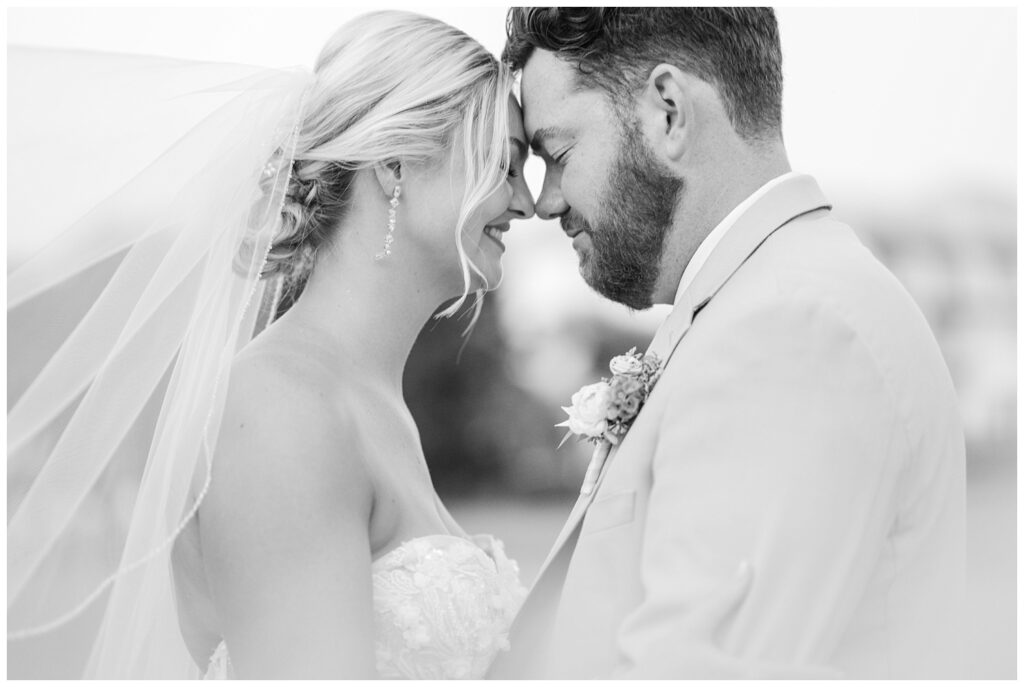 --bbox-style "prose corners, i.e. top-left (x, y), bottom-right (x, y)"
top-left (203, 534), bottom-right (526, 679)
